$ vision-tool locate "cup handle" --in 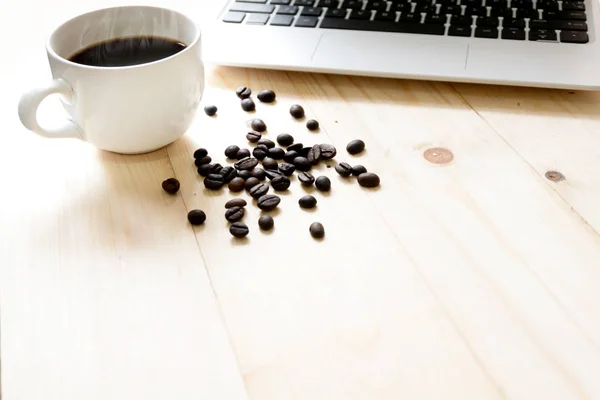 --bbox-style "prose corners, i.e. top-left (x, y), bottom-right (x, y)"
top-left (18, 78), bottom-right (83, 139)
